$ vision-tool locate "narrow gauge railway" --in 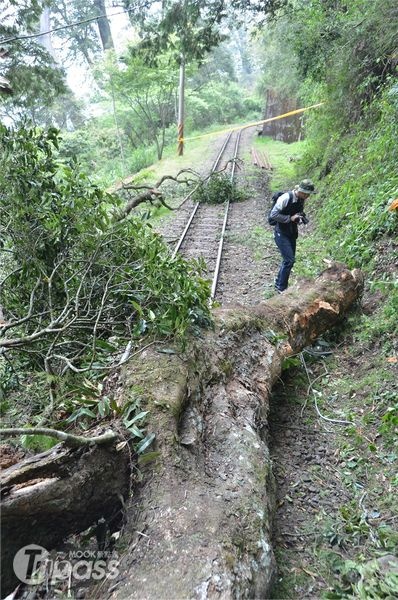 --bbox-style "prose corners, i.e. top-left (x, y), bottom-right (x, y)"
top-left (168, 129), bottom-right (242, 300)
